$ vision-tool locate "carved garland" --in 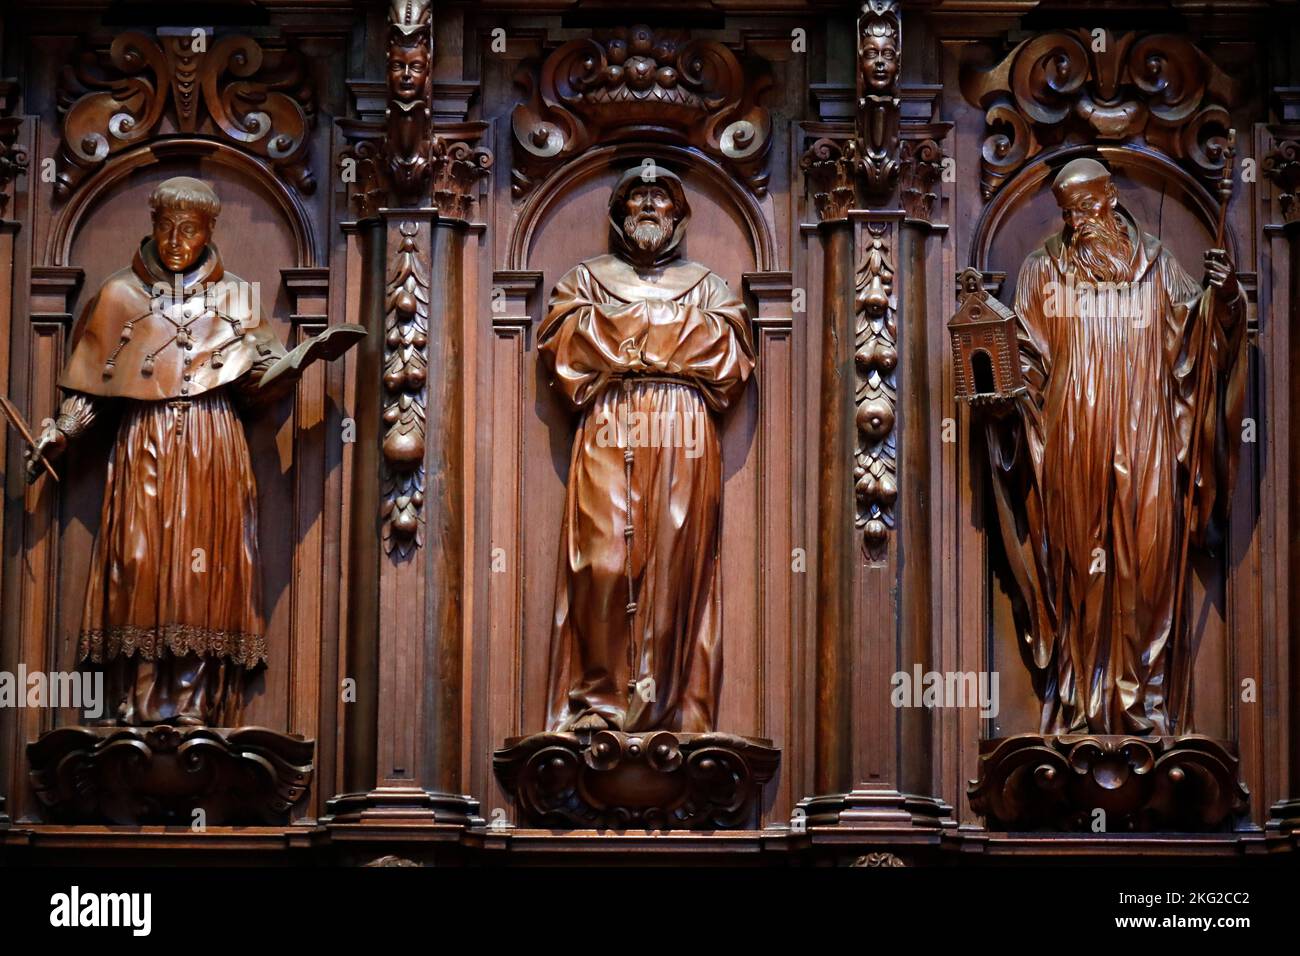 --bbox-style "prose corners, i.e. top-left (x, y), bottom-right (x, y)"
top-left (54, 30), bottom-right (317, 199)
top-left (854, 221), bottom-right (898, 559)
top-left (511, 24), bottom-right (772, 197)
top-left (961, 29), bottom-right (1239, 198)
